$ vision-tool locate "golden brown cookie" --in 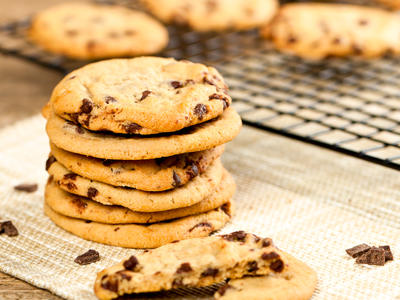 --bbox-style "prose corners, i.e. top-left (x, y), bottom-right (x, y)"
top-left (29, 3), bottom-right (168, 59)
